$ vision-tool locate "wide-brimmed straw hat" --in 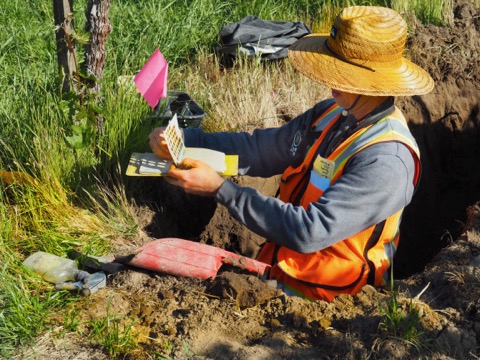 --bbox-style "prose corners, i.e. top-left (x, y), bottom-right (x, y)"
top-left (288, 6), bottom-right (434, 96)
